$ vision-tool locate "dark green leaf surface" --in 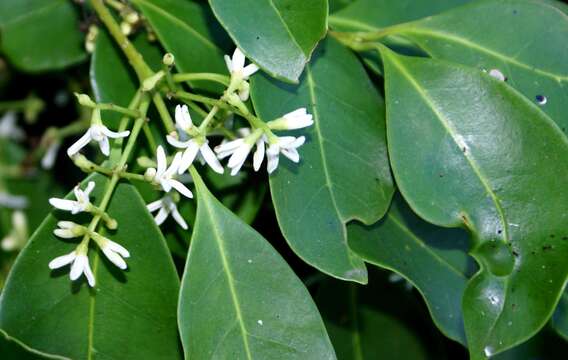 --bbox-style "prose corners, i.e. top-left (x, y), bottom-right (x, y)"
top-left (317, 282), bottom-right (428, 360)
top-left (552, 291), bottom-right (568, 341)
top-left (348, 194), bottom-right (474, 344)
top-left (0, 174), bottom-right (182, 359)
top-left (178, 170), bottom-right (336, 359)
top-left (0, 329), bottom-right (68, 360)
top-left (209, 0), bottom-right (328, 82)
top-left (132, 0), bottom-right (231, 93)
top-left (0, 0), bottom-right (86, 72)
top-left (251, 38), bottom-right (394, 284)
top-left (391, 0), bottom-right (568, 136)
top-left (381, 49), bottom-right (568, 358)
